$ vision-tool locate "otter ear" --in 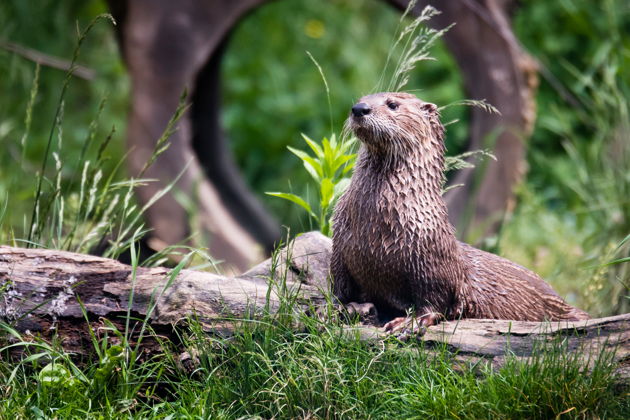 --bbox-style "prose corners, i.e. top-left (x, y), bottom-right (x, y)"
top-left (421, 102), bottom-right (437, 114)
